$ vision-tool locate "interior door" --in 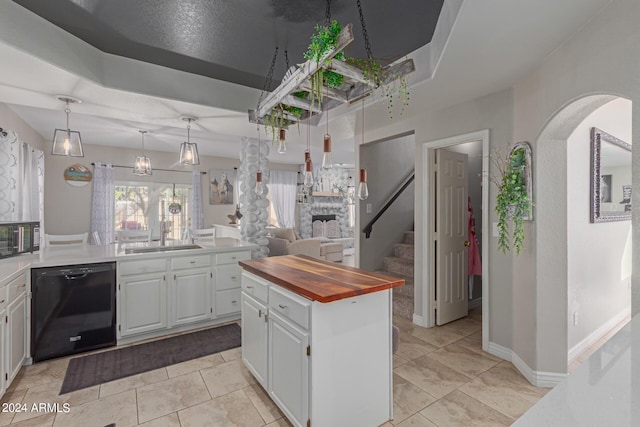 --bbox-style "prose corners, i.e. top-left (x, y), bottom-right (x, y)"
top-left (435, 149), bottom-right (469, 325)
